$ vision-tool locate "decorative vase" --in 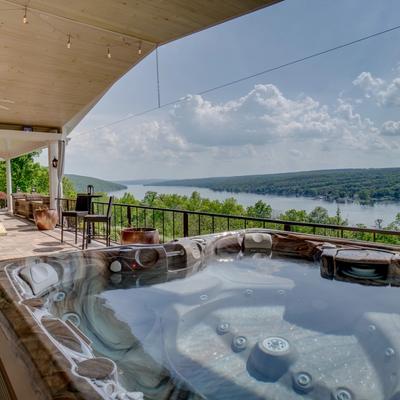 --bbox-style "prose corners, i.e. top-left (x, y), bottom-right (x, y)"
top-left (121, 227), bottom-right (160, 245)
top-left (34, 208), bottom-right (58, 230)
